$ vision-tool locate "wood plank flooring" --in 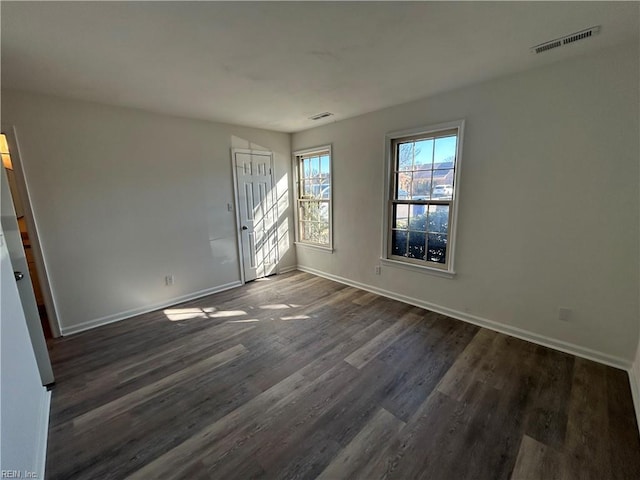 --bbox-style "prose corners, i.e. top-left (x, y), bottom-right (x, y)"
top-left (45, 271), bottom-right (640, 479)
